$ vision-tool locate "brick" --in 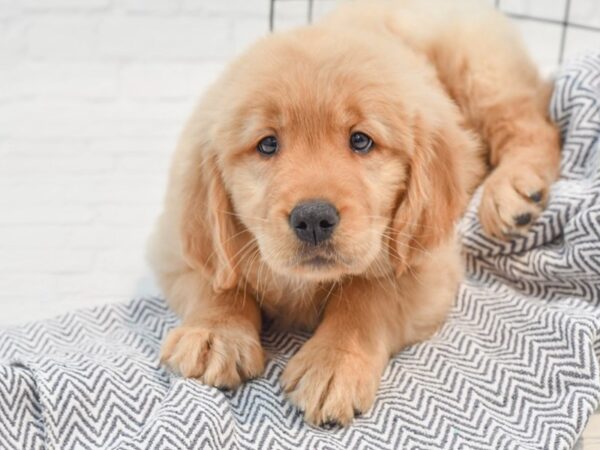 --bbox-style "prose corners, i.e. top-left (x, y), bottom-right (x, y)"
top-left (0, 67), bottom-right (19, 101)
top-left (0, 138), bottom-right (89, 156)
top-left (0, 22), bottom-right (26, 61)
top-left (0, 274), bottom-right (61, 325)
top-left (121, 61), bottom-right (223, 99)
top-left (8, 62), bottom-right (119, 99)
top-left (88, 137), bottom-right (177, 155)
top-left (95, 248), bottom-right (148, 272)
top-left (312, 0), bottom-right (338, 20)
top-left (0, 154), bottom-right (115, 179)
top-left (0, 177), bottom-right (161, 209)
top-left (0, 101), bottom-right (187, 138)
top-left (0, 274), bottom-right (58, 298)
top-left (121, 62), bottom-right (223, 98)
top-left (564, 28), bottom-right (600, 61)
top-left (232, 17), bottom-right (269, 55)
top-left (181, 0), bottom-right (268, 17)
top-left (116, 153), bottom-right (171, 175)
top-left (0, 248), bottom-right (95, 273)
top-left (97, 203), bottom-right (163, 225)
top-left (0, 181), bottom-right (60, 207)
top-left (0, 225), bottom-right (69, 249)
top-left (22, 0), bottom-right (110, 11)
top-left (272, 1), bottom-right (311, 31)
top-left (98, 17), bottom-right (232, 60)
top-left (186, 61), bottom-right (226, 92)
top-left (500, 0), bottom-right (567, 21)
top-left (1, 205), bottom-right (95, 225)
top-left (0, 0), bottom-right (22, 18)
top-left (68, 225), bottom-right (150, 248)
top-left (513, 21), bottom-right (561, 69)
top-left (122, 0), bottom-right (181, 14)
top-left (121, 62), bottom-right (196, 99)
top-left (26, 17), bottom-right (98, 60)
top-left (56, 272), bottom-right (142, 298)
top-left (570, 0), bottom-right (600, 27)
